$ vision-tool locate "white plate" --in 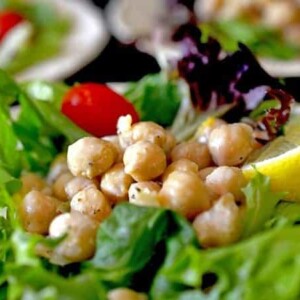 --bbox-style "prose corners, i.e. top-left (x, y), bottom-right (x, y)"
top-left (259, 58), bottom-right (300, 78)
top-left (15, 0), bottom-right (110, 82)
